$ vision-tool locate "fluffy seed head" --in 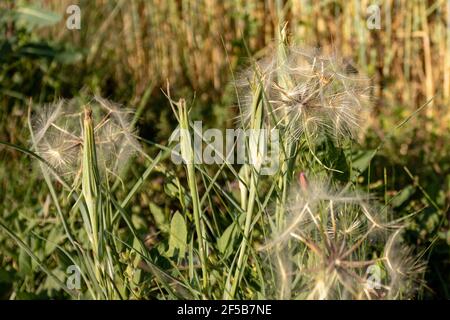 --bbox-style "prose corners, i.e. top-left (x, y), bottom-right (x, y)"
top-left (262, 177), bottom-right (425, 300)
top-left (383, 229), bottom-right (427, 299)
top-left (237, 46), bottom-right (372, 142)
top-left (31, 97), bottom-right (141, 185)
